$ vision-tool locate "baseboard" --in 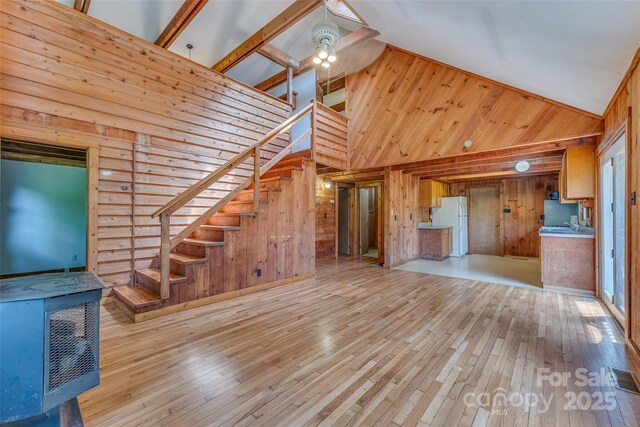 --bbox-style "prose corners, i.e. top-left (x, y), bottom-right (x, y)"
top-left (132, 274), bottom-right (314, 323)
top-left (543, 285), bottom-right (595, 297)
